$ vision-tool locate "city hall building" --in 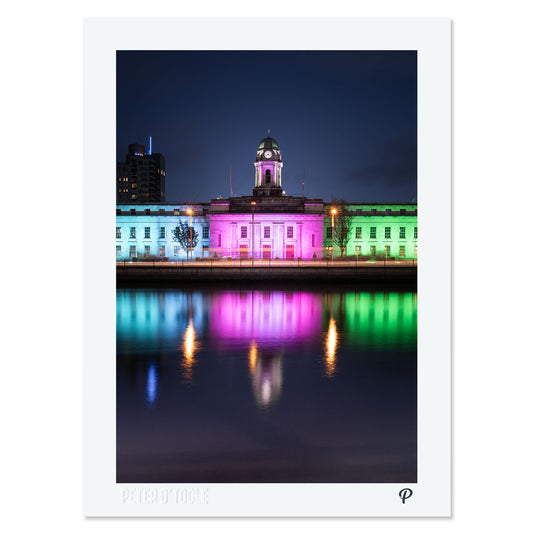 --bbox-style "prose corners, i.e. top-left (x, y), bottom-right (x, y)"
top-left (116, 135), bottom-right (417, 261)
